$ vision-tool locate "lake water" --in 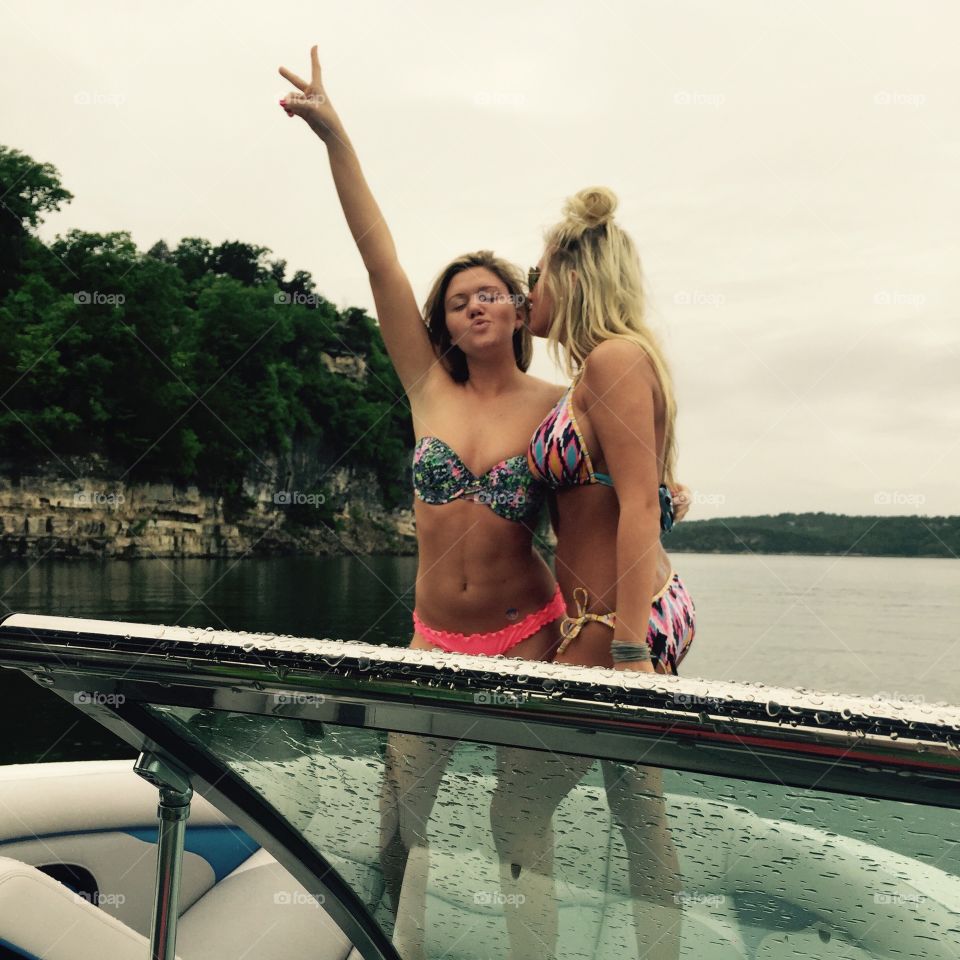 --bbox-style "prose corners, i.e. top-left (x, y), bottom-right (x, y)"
top-left (0, 553), bottom-right (957, 762)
